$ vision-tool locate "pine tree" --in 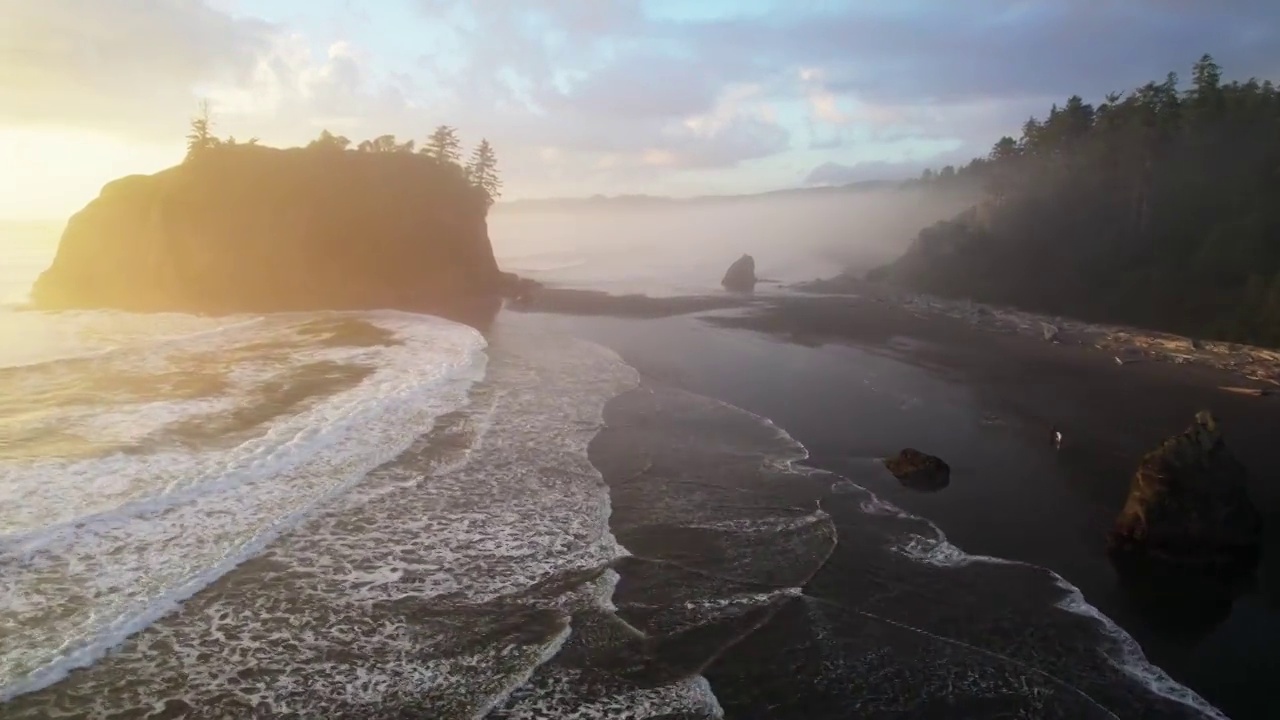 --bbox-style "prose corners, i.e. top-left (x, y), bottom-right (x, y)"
top-left (422, 125), bottom-right (462, 165)
top-left (877, 53), bottom-right (1280, 346)
top-left (357, 135), bottom-right (400, 153)
top-left (185, 100), bottom-right (218, 162)
top-left (465, 139), bottom-right (502, 205)
top-left (309, 129), bottom-right (351, 151)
